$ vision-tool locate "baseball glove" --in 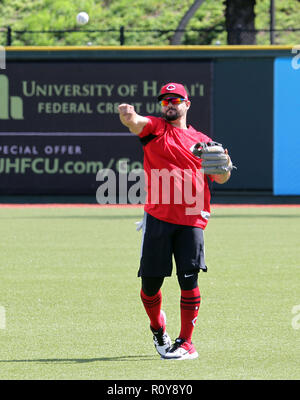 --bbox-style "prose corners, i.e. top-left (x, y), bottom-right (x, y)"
top-left (190, 141), bottom-right (236, 175)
